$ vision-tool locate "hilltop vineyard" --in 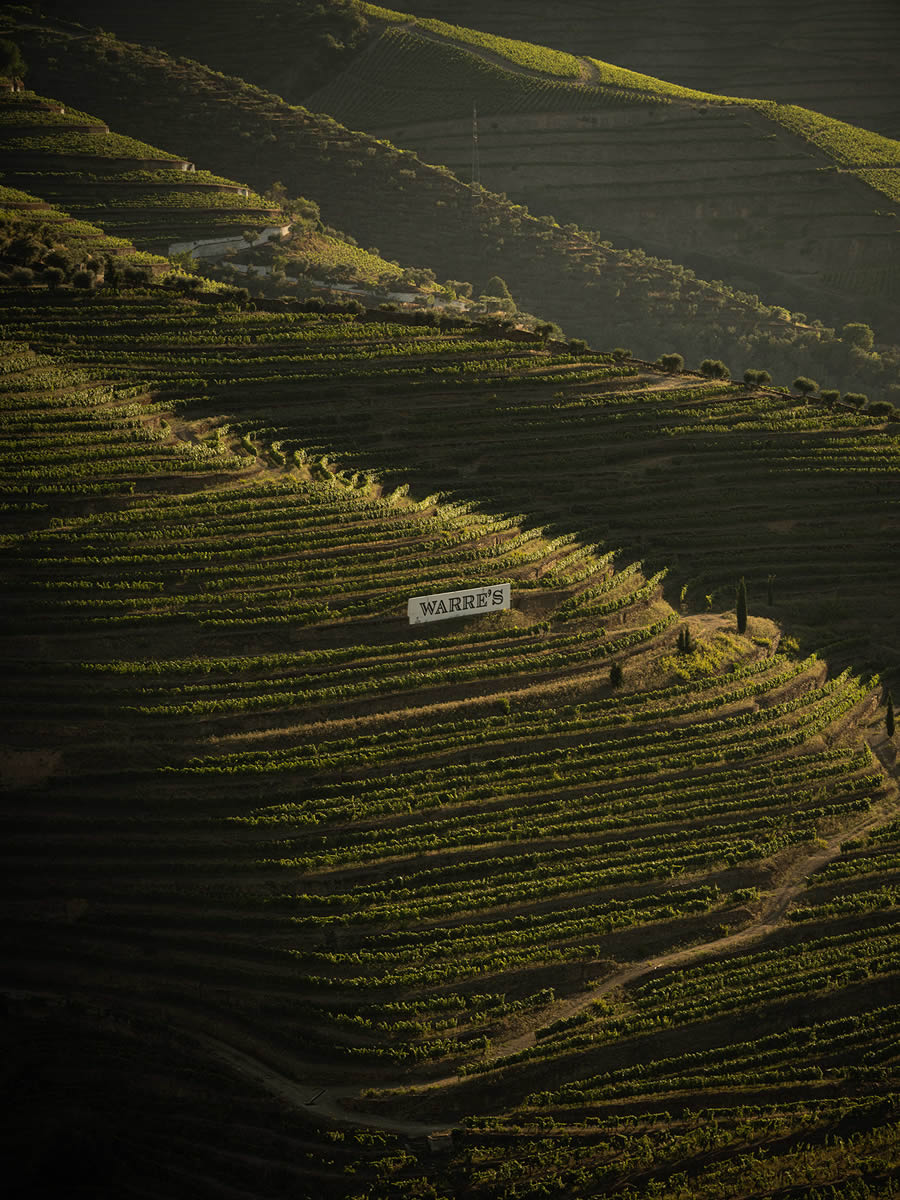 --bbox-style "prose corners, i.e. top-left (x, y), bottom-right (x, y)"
top-left (1, 5), bottom-right (899, 1195)
top-left (2, 285), bottom-right (898, 1158)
